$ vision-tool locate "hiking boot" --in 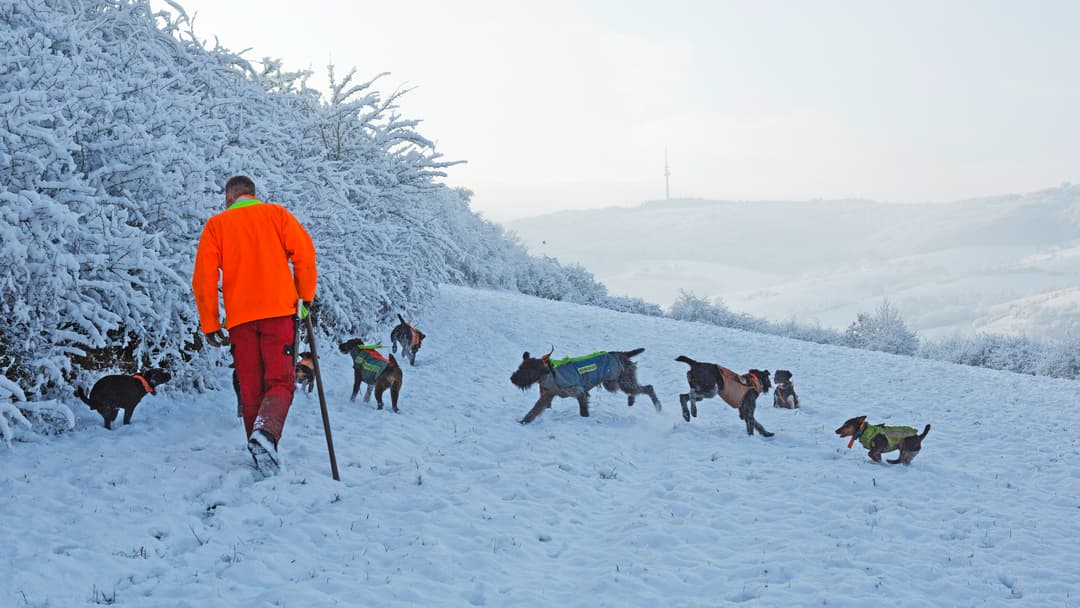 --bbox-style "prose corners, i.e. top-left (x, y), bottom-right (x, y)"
top-left (247, 430), bottom-right (280, 476)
